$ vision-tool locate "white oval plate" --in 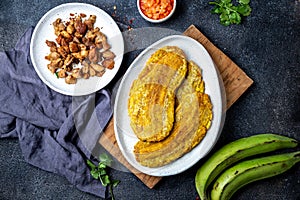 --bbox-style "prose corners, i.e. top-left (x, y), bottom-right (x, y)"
top-left (114, 35), bottom-right (226, 176)
top-left (30, 3), bottom-right (124, 96)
